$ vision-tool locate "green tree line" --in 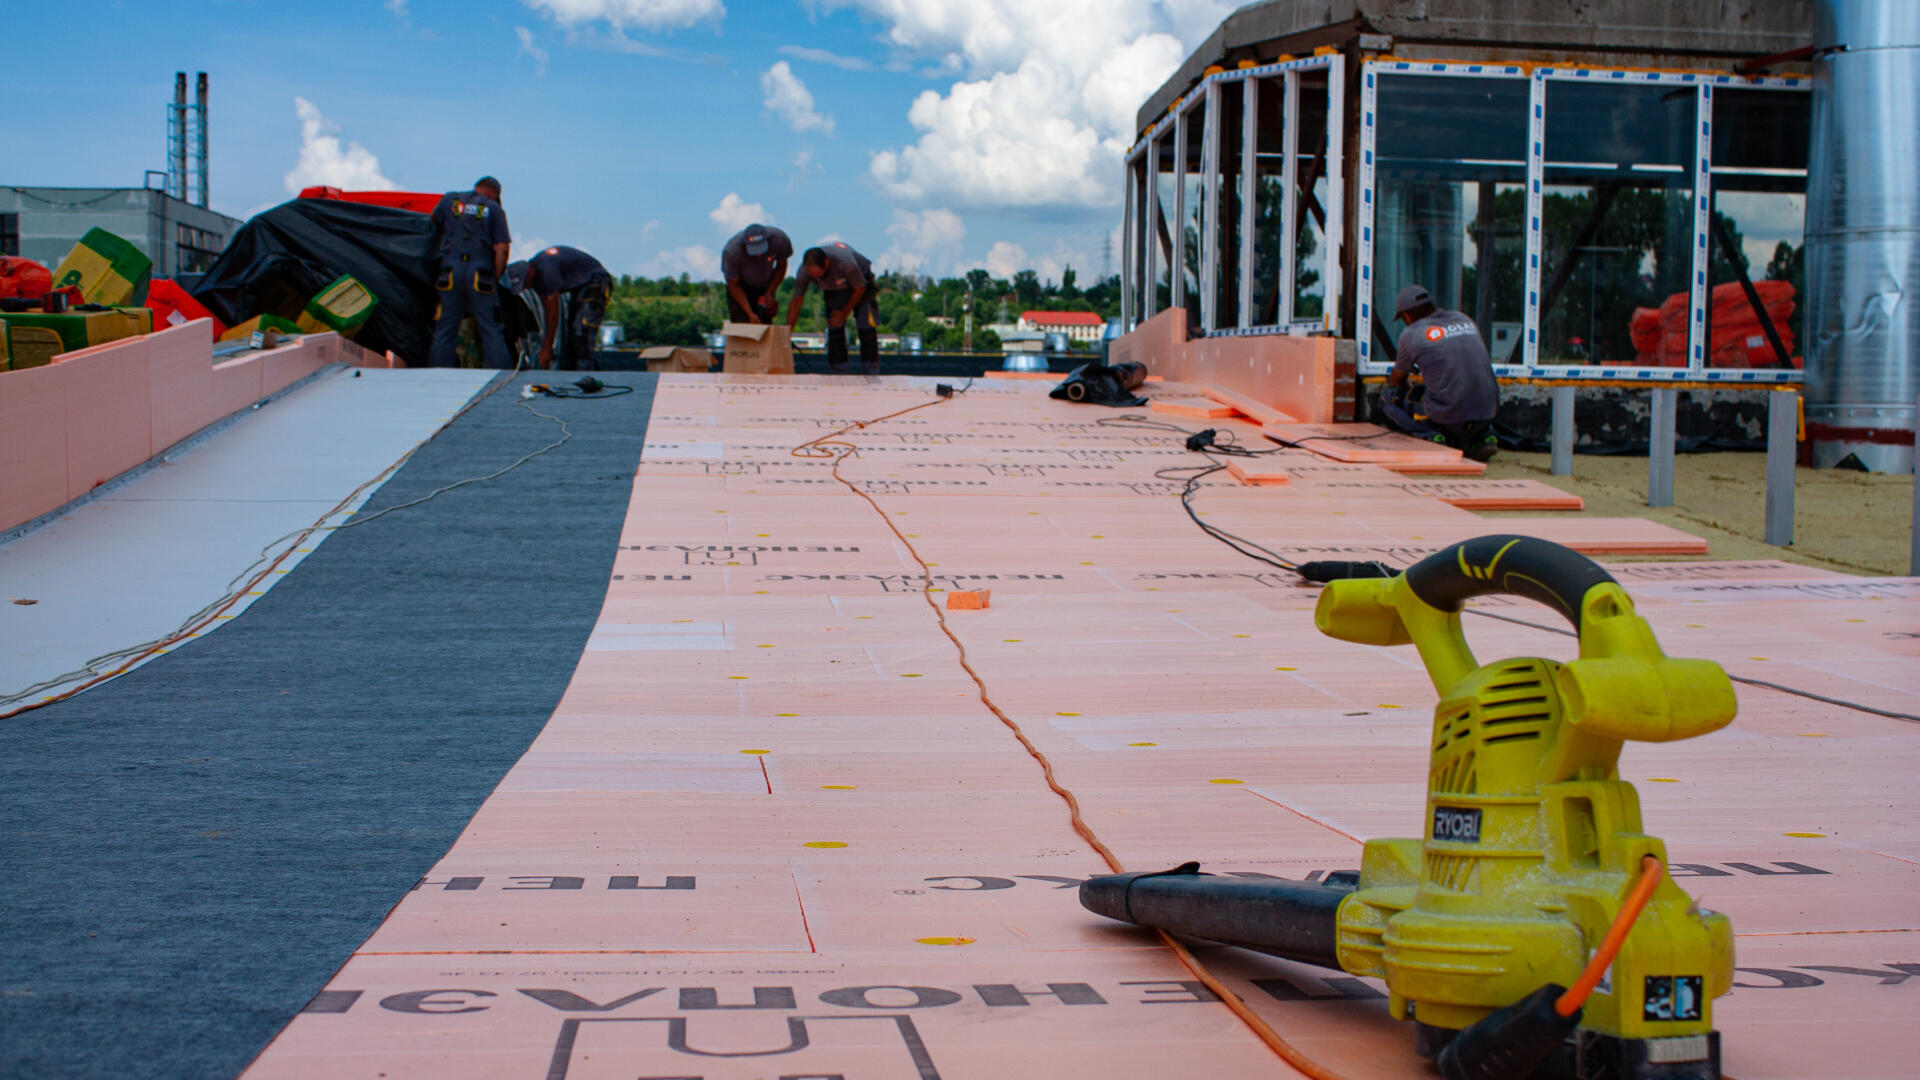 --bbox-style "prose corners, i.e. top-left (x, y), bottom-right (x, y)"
top-left (605, 268), bottom-right (1122, 350)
